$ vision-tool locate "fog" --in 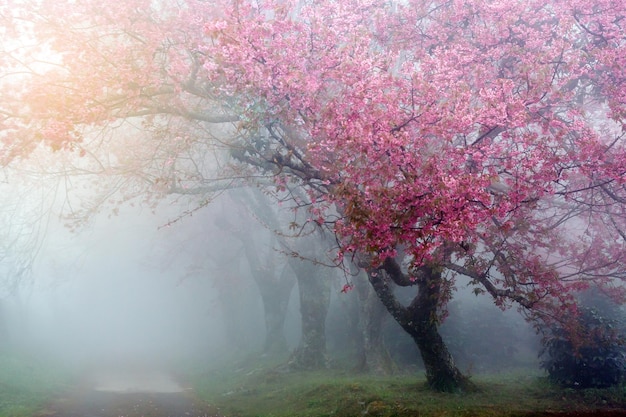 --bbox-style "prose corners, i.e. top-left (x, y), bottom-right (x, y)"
top-left (3, 201), bottom-right (246, 372)
top-left (0, 185), bottom-right (543, 397)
